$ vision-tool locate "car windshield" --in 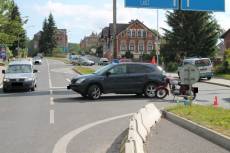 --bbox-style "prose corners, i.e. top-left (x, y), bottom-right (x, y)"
top-left (195, 59), bottom-right (211, 67)
top-left (6, 64), bottom-right (32, 74)
top-left (94, 64), bottom-right (115, 75)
